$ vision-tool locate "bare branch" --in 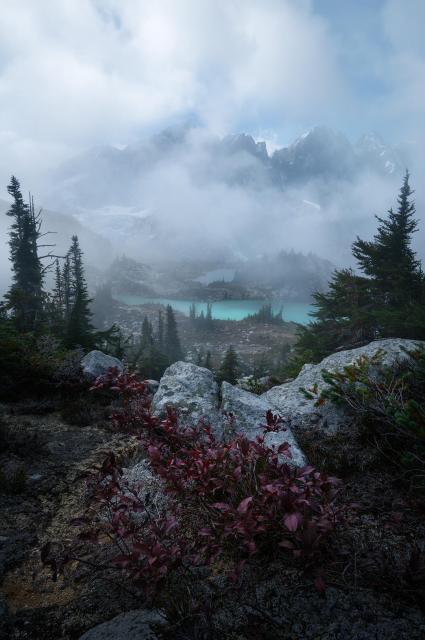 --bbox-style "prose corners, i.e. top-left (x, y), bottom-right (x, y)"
top-left (39, 253), bottom-right (66, 260)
